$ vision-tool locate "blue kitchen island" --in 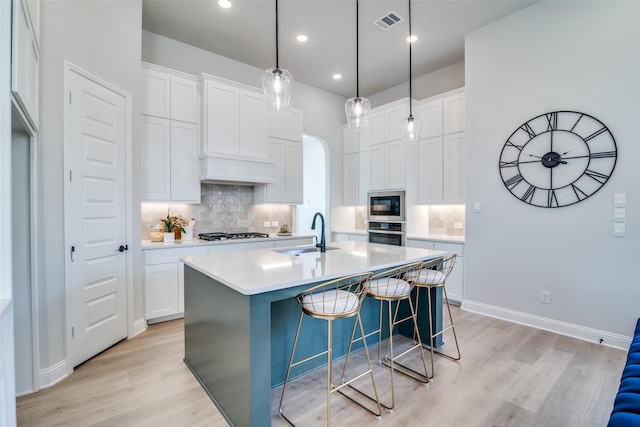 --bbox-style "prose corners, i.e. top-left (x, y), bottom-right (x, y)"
top-left (181, 240), bottom-right (446, 427)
